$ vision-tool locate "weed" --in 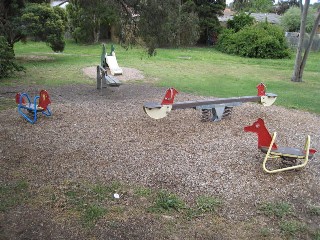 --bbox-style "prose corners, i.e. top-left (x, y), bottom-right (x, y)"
top-left (312, 229), bottom-right (320, 240)
top-left (134, 186), bottom-right (152, 197)
top-left (280, 220), bottom-right (306, 237)
top-left (0, 98), bottom-right (16, 111)
top-left (149, 190), bottom-right (186, 213)
top-left (92, 184), bottom-right (110, 201)
top-left (82, 204), bottom-right (107, 227)
top-left (308, 205), bottom-right (320, 216)
top-left (0, 180), bottom-right (29, 212)
top-left (196, 195), bottom-right (221, 214)
top-left (258, 202), bottom-right (293, 218)
top-left (260, 227), bottom-right (272, 237)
